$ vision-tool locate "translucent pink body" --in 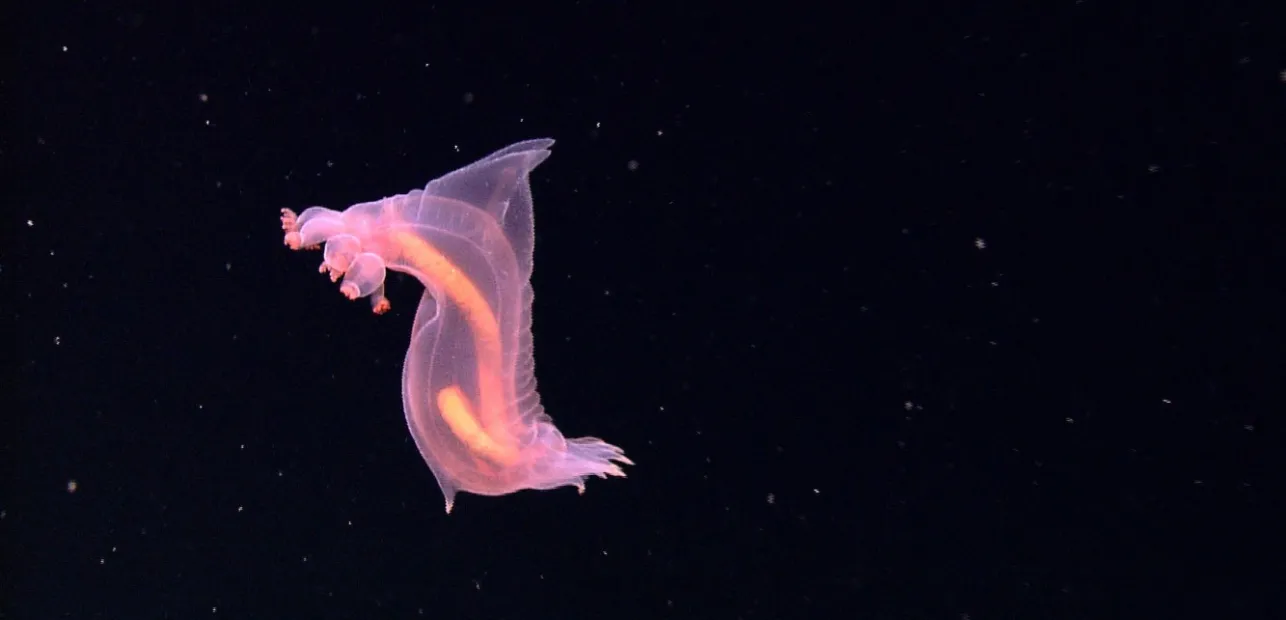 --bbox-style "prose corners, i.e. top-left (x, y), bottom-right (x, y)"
top-left (280, 139), bottom-right (630, 513)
